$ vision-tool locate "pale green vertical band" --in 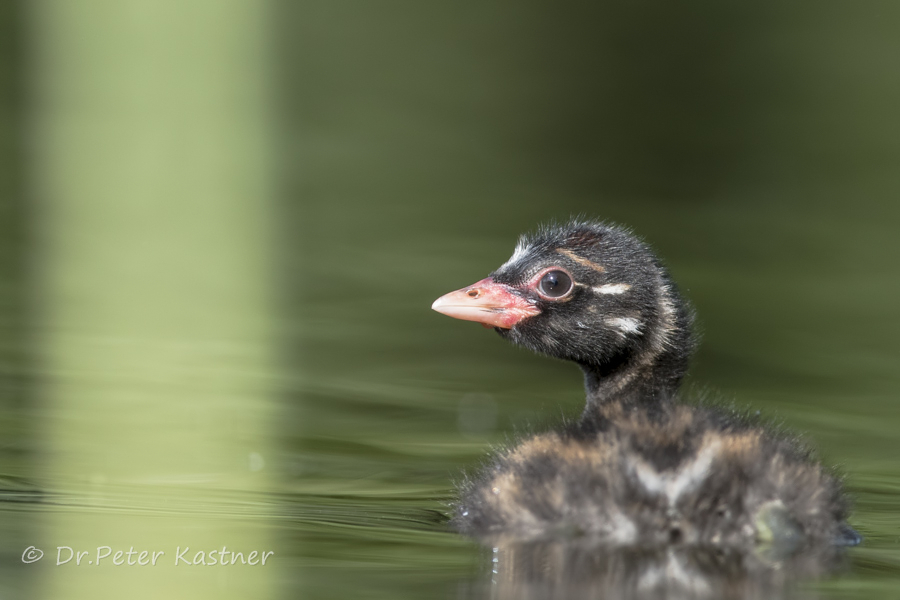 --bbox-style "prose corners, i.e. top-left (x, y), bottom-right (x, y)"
top-left (29, 1), bottom-right (279, 595)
